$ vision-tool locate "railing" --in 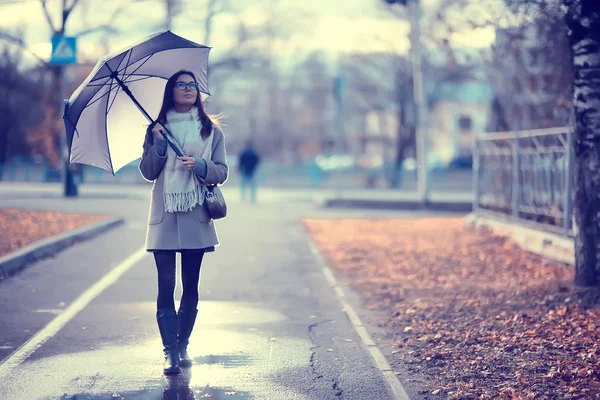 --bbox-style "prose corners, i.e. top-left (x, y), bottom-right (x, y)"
top-left (473, 125), bottom-right (574, 236)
